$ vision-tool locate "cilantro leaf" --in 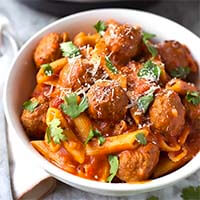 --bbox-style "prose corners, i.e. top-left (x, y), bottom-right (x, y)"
top-left (186, 91), bottom-right (200, 105)
top-left (41, 64), bottom-right (53, 76)
top-left (46, 127), bottom-right (51, 144)
top-left (60, 41), bottom-right (80, 58)
top-left (170, 66), bottom-right (190, 79)
top-left (61, 93), bottom-right (88, 119)
top-left (142, 32), bottom-right (158, 57)
top-left (143, 32), bottom-right (156, 41)
top-left (147, 196), bottom-right (159, 200)
top-left (137, 90), bottom-right (154, 113)
top-left (23, 100), bottom-right (39, 112)
top-left (85, 129), bottom-right (105, 145)
top-left (105, 56), bottom-right (118, 74)
top-left (181, 186), bottom-right (200, 200)
top-left (94, 20), bottom-right (107, 36)
top-left (46, 118), bottom-right (66, 144)
top-left (138, 60), bottom-right (161, 82)
top-left (98, 135), bottom-right (106, 146)
top-left (107, 155), bottom-right (119, 183)
top-left (135, 132), bottom-right (147, 145)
